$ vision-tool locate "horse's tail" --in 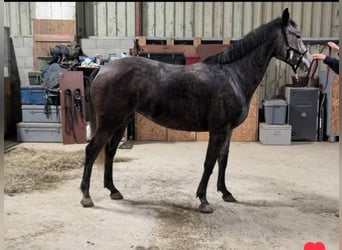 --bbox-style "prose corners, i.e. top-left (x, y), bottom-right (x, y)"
top-left (87, 67), bottom-right (100, 138)
top-left (87, 67), bottom-right (105, 168)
